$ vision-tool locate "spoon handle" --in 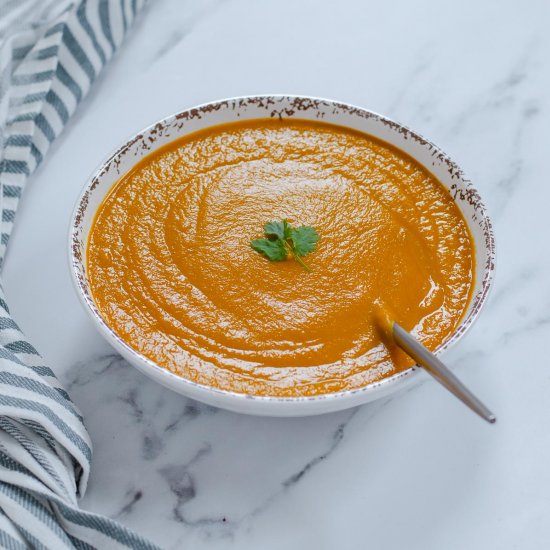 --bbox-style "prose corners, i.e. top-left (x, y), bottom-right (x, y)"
top-left (392, 322), bottom-right (496, 424)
